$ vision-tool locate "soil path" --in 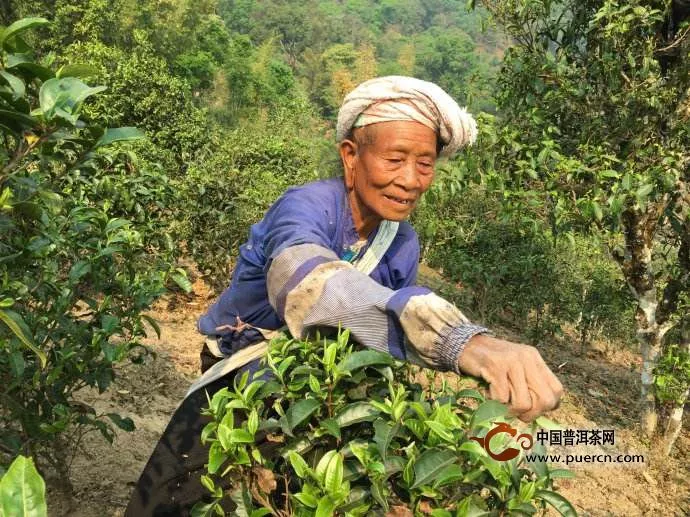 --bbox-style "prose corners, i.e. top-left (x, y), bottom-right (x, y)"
top-left (51, 271), bottom-right (689, 516)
